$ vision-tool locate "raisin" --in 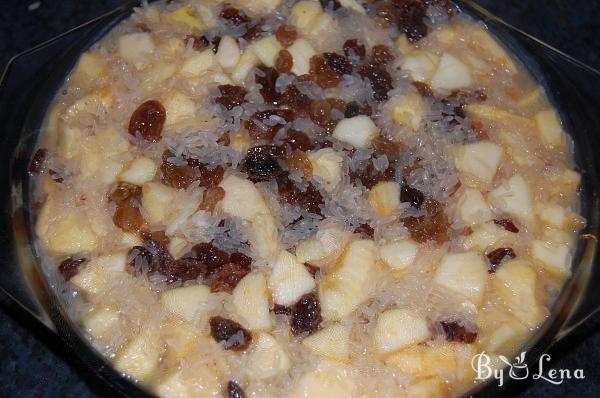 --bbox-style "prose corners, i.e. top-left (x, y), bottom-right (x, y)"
top-left (167, 257), bottom-right (208, 281)
top-left (412, 81), bottom-right (434, 97)
top-left (309, 99), bottom-right (332, 127)
top-left (494, 219), bottom-right (519, 233)
top-left (402, 205), bottom-right (449, 244)
top-left (400, 181), bottom-right (425, 209)
top-left (216, 84), bottom-right (248, 110)
top-left (245, 109), bottom-right (294, 140)
top-left (230, 252), bottom-right (252, 268)
top-left (59, 258), bottom-right (86, 281)
top-left (242, 18), bottom-right (266, 41)
top-left (242, 145), bottom-right (284, 181)
top-left (210, 262), bottom-right (251, 293)
top-left (309, 55), bottom-right (341, 89)
top-left (376, 3), bottom-right (399, 27)
top-left (275, 49), bottom-right (293, 74)
top-left (209, 316), bottom-right (252, 350)
top-left (128, 100), bottom-right (166, 142)
top-left (280, 85), bottom-right (311, 117)
top-left (350, 157), bottom-right (396, 190)
top-left (29, 148), bottom-right (47, 175)
top-left (395, 0), bottom-right (429, 43)
top-left (110, 183), bottom-right (142, 206)
top-left (319, 0), bottom-right (342, 10)
top-left (344, 101), bottom-right (361, 118)
top-left (128, 237), bottom-right (177, 279)
top-left (185, 35), bottom-right (210, 51)
top-left (113, 205), bottom-right (144, 233)
top-left (211, 36), bottom-right (222, 53)
top-left (359, 62), bottom-right (393, 102)
top-left (290, 292), bottom-right (322, 336)
top-left (323, 52), bottom-right (352, 76)
top-left (201, 186), bottom-right (225, 213)
top-left (486, 247), bottom-right (516, 273)
top-left (275, 25), bottom-right (298, 46)
top-left (470, 121), bottom-right (489, 140)
top-left (227, 381), bottom-right (247, 398)
top-left (354, 223), bottom-right (375, 238)
top-left (305, 263), bottom-right (320, 277)
top-left (283, 130), bottom-right (312, 152)
top-left (161, 152), bottom-right (224, 189)
top-left (372, 135), bottom-right (403, 161)
top-left (286, 151), bottom-right (313, 178)
top-left (440, 320), bottom-right (477, 343)
top-left (272, 304), bottom-right (292, 315)
top-left (187, 242), bottom-right (230, 274)
top-left (255, 66), bottom-right (280, 105)
top-left (48, 169), bottom-right (64, 183)
top-left (220, 7), bottom-right (250, 26)
top-left (343, 39), bottom-right (366, 58)
top-left (277, 174), bottom-right (323, 216)
top-left (371, 45), bottom-right (394, 64)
